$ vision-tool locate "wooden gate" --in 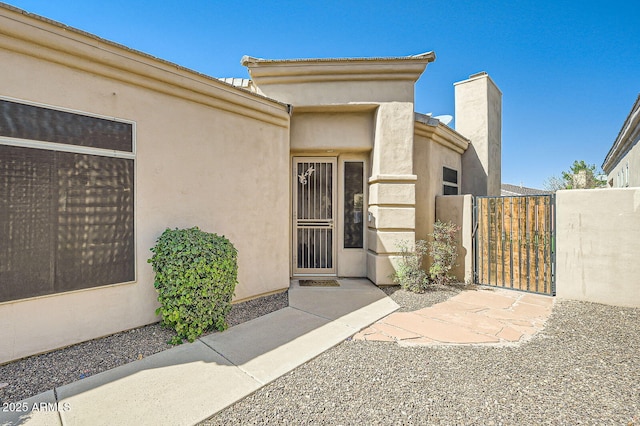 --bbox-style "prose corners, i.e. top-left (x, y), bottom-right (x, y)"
top-left (473, 195), bottom-right (556, 295)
